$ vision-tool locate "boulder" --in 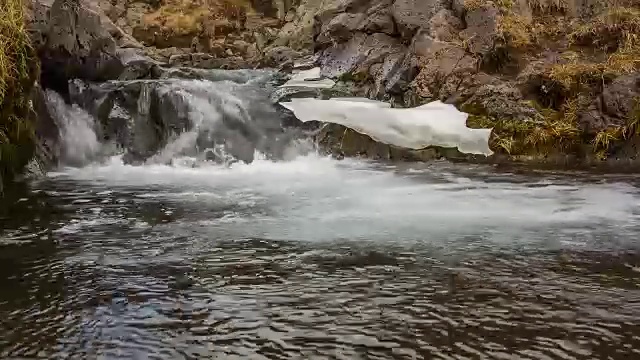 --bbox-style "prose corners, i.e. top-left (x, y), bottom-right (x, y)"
top-left (460, 3), bottom-right (500, 56)
top-left (391, 0), bottom-right (449, 38)
top-left (318, 32), bottom-right (406, 78)
top-left (411, 36), bottom-right (478, 101)
top-left (27, 0), bottom-right (159, 93)
top-left (579, 73), bottom-right (640, 134)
